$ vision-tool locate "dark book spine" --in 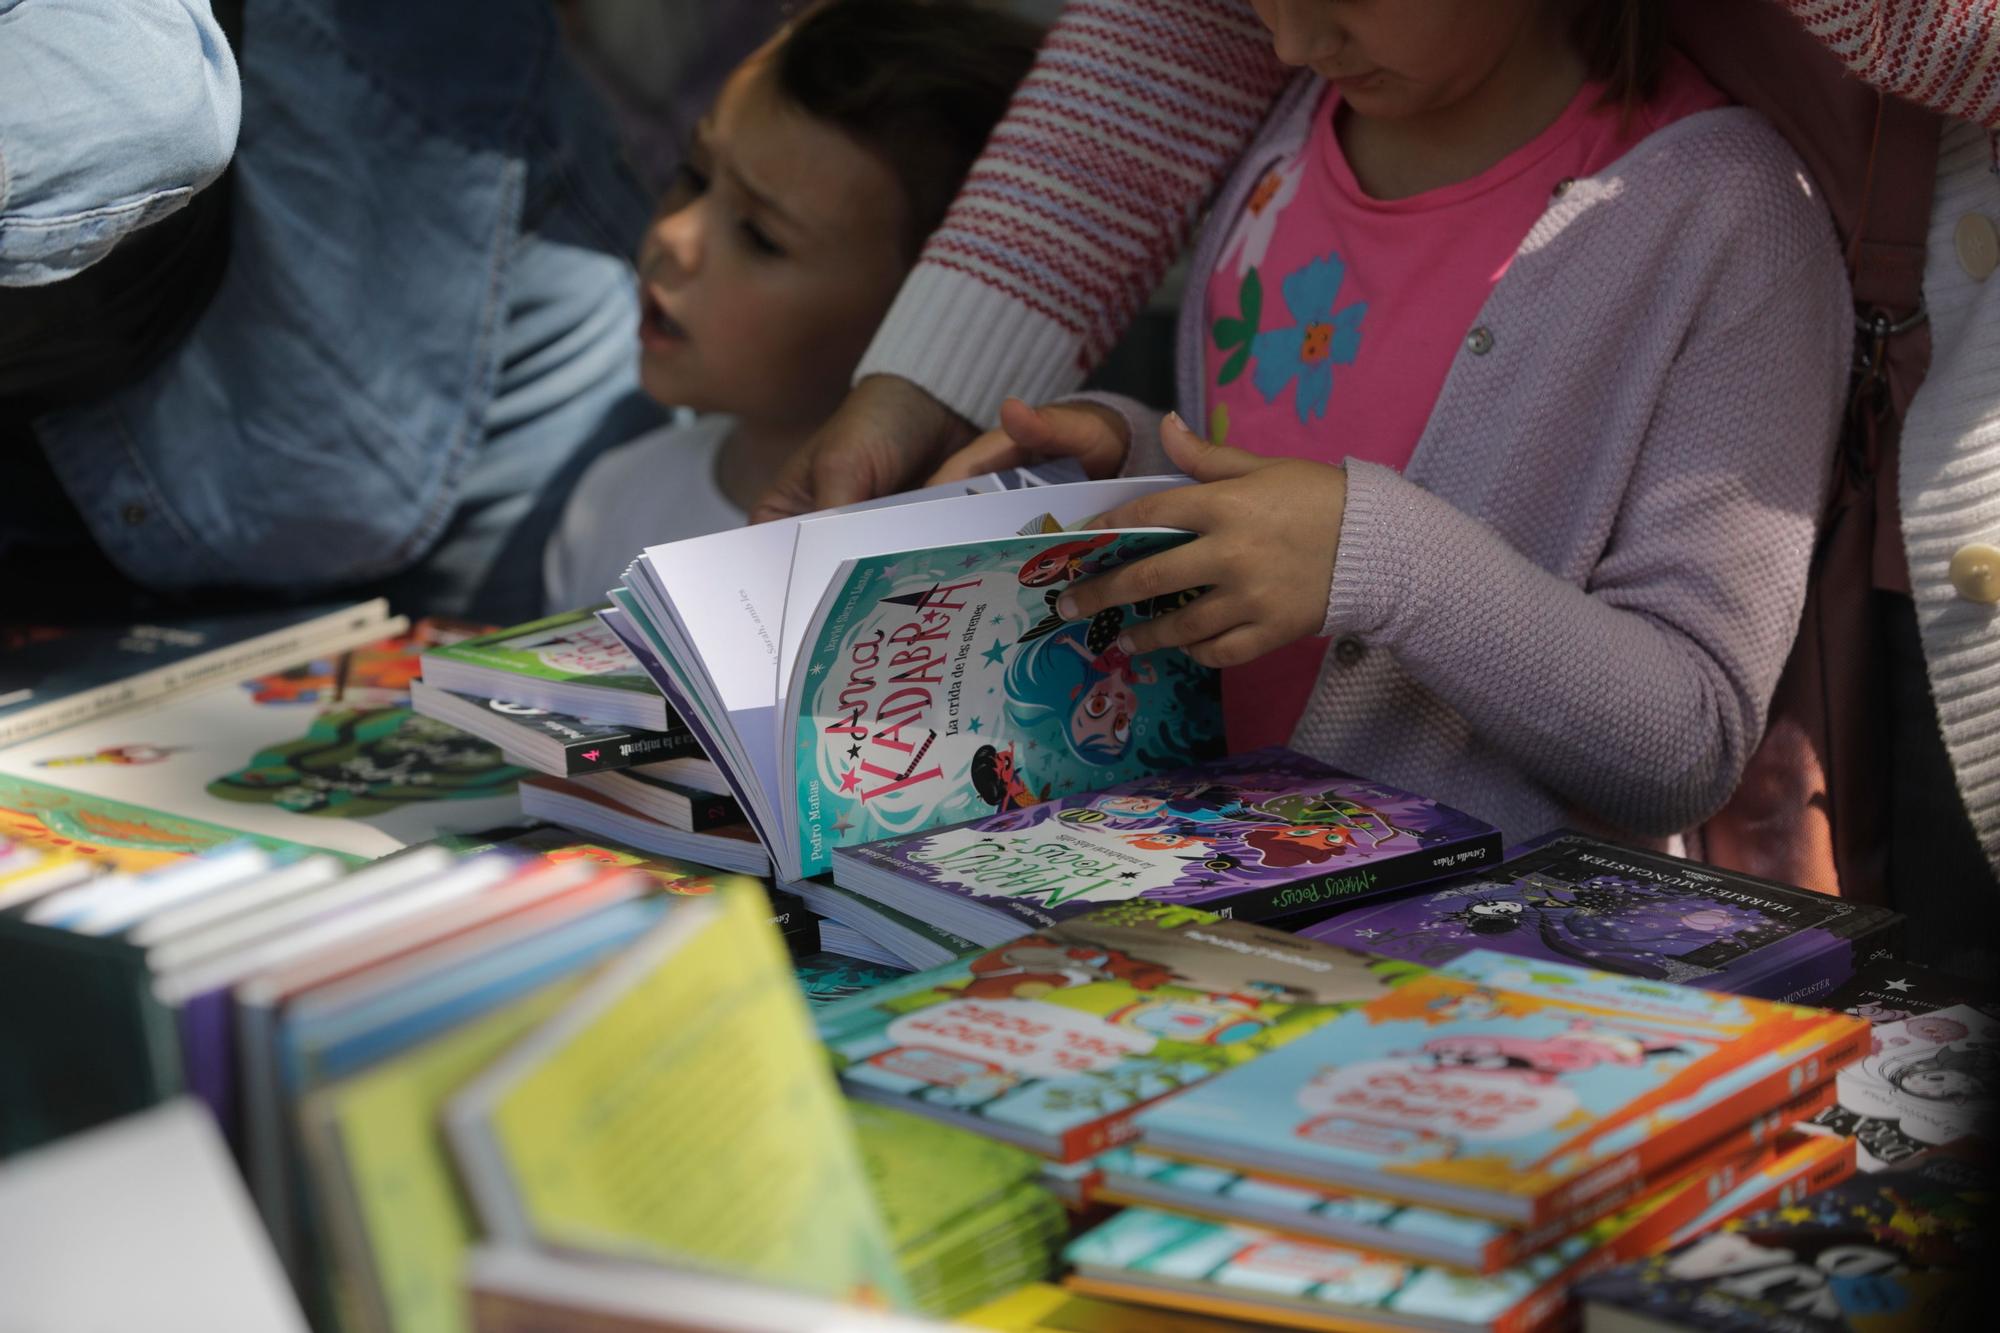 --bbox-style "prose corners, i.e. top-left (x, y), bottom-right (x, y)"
top-left (1225, 829), bottom-right (1505, 925)
top-left (556, 727), bottom-right (701, 776)
top-left (685, 790), bottom-right (745, 832)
